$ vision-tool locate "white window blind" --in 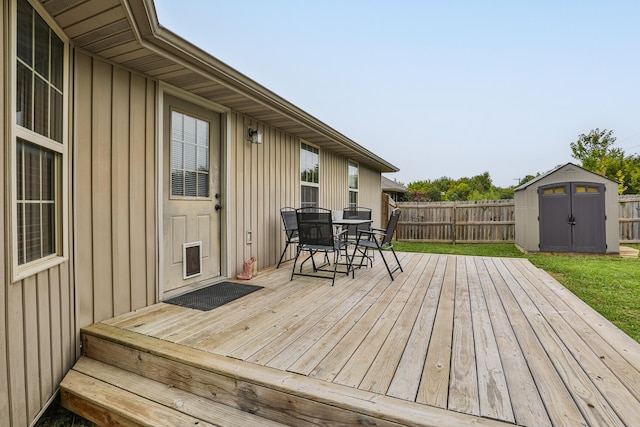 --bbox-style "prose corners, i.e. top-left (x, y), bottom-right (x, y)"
top-left (171, 111), bottom-right (210, 198)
